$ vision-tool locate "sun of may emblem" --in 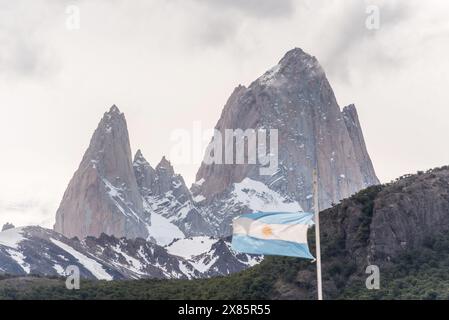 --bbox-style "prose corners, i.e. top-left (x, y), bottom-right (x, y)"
top-left (262, 225), bottom-right (273, 237)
